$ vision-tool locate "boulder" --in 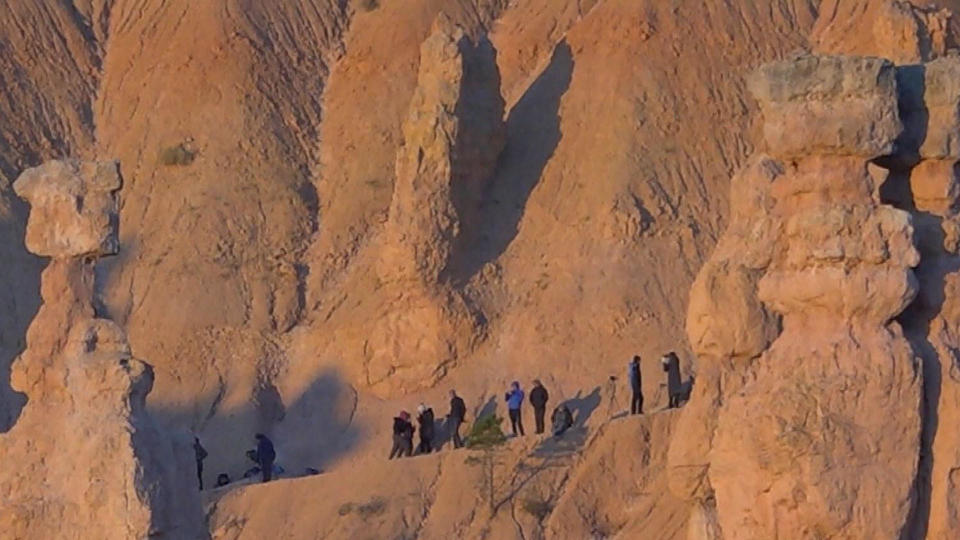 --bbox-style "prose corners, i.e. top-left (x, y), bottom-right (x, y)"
top-left (13, 159), bottom-right (121, 258)
top-left (747, 55), bottom-right (901, 160)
